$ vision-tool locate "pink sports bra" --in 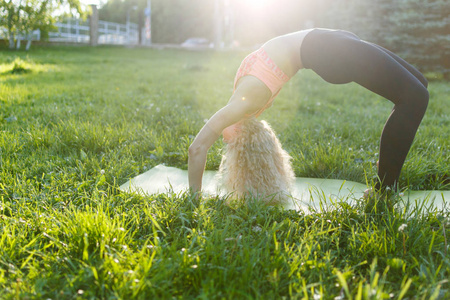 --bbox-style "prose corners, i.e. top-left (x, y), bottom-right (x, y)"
top-left (234, 47), bottom-right (291, 118)
top-left (223, 48), bottom-right (291, 143)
